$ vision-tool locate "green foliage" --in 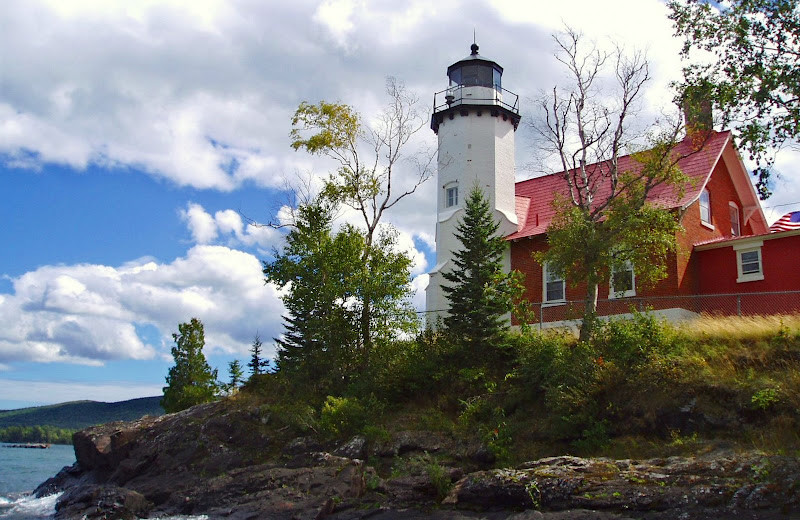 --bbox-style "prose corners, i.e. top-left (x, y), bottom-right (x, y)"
top-left (264, 201), bottom-right (415, 396)
top-left (510, 313), bottom-right (688, 449)
top-left (591, 311), bottom-right (684, 368)
top-left (443, 186), bottom-right (526, 355)
top-left (752, 386), bottom-right (781, 410)
top-left (161, 318), bottom-right (219, 413)
top-left (423, 456), bottom-right (454, 501)
top-left (390, 453), bottom-right (453, 500)
top-left (319, 396), bottom-right (371, 439)
top-left (0, 425), bottom-right (76, 445)
top-left (290, 101), bottom-right (360, 155)
top-left (669, 0), bottom-right (800, 198)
